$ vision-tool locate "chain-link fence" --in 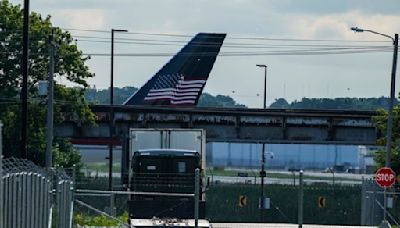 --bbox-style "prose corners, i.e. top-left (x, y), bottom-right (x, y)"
top-left (71, 165), bottom-right (377, 226)
top-left (206, 183), bottom-right (361, 224)
top-left (361, 178), bottom-right (400, 226)
top-left (0, 157), bottom-right (74, 228)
